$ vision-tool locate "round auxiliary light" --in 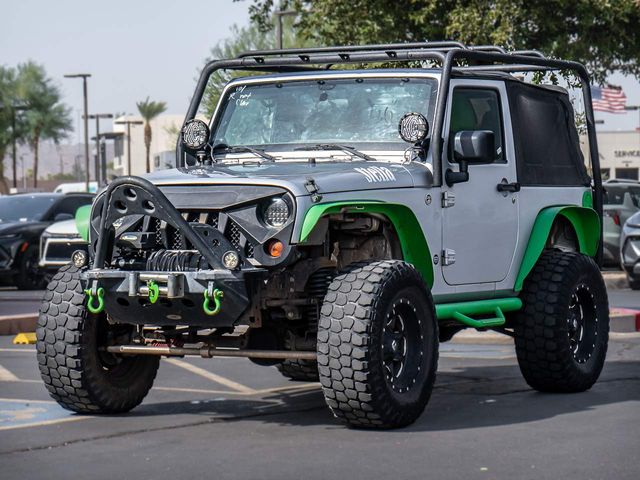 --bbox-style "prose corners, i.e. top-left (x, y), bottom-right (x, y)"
top-left (222, 250), bottom-right (240, 270)
top-left (262, 197), bottom-right (290, 228)
top-left (398, 112), bottom-right (429, 144)
top-left (181, 119), bottom-right (210, 150)
top-left (71, 249), bottom-right (88, 268)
